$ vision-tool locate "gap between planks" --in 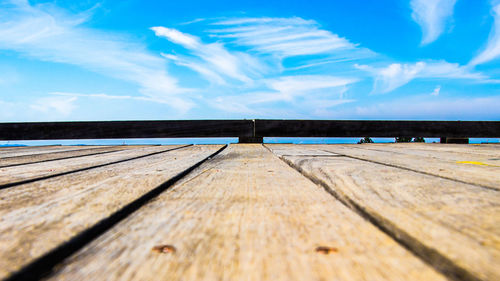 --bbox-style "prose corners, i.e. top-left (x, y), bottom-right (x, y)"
top-left (0, 145), bottom-right (192, 190)
top-left (43, 144), bottom-right (446, 281)
top-left (1, 145), bottom-right (227, 281)
top-left (318, 144), bottom-right (500, 191)
top-left (0, 146), bottom-right (129, 168)
top-left (0, 145), bottom-right (113, 158)
top-left (325, 150), bottom-right (499, 192)
top-left (265, 144), bottom-right (500, 281)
